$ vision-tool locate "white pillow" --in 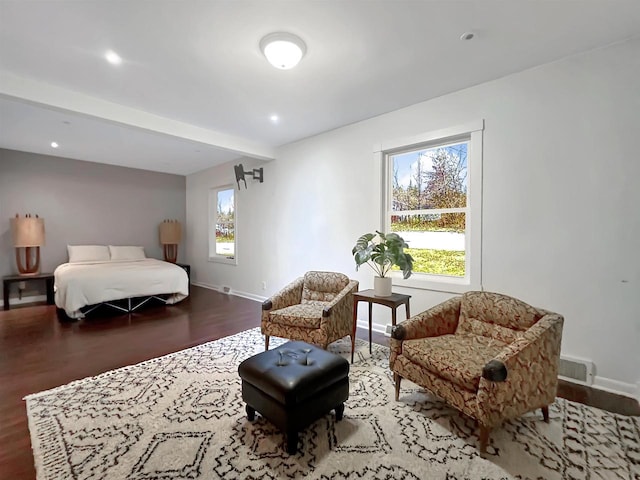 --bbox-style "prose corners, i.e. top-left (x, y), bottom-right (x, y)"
top-left (108, 245), bottom-right (146, 261)
top-left (68, 245), bottom-right (111, 263)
